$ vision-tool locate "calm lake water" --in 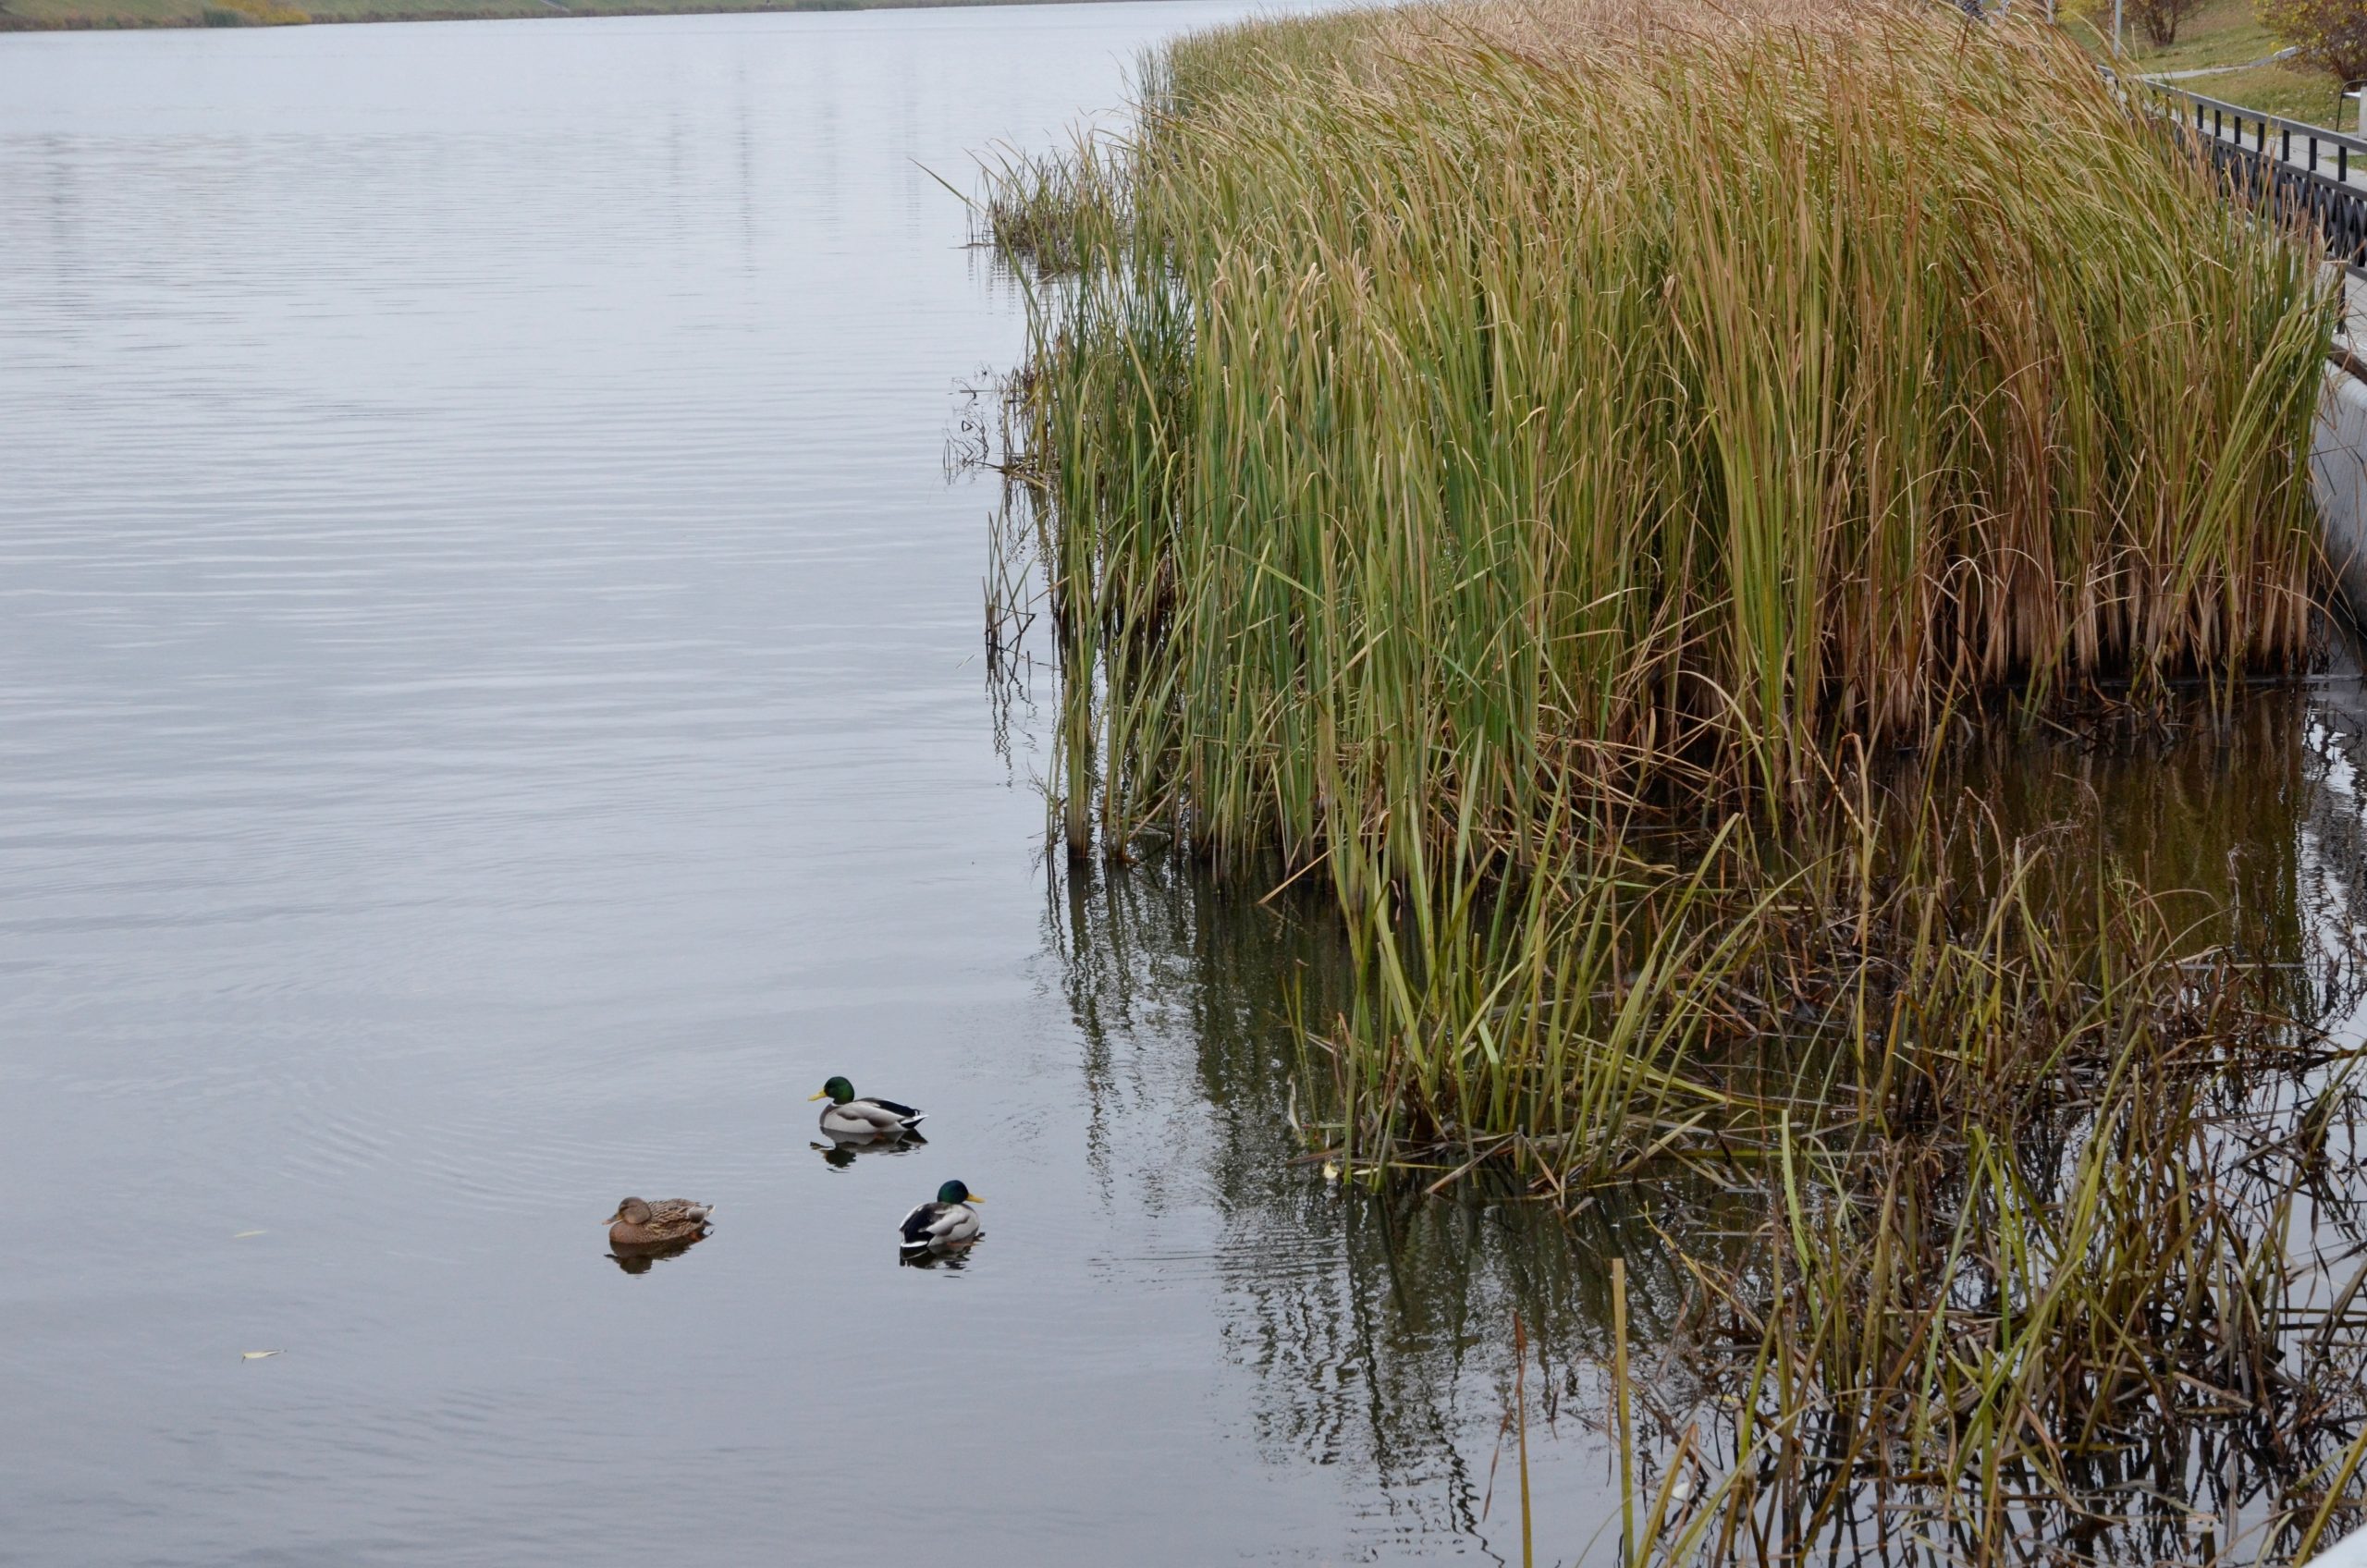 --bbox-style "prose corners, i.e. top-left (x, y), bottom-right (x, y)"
top-left (9, 6), bottom-right (2367, 1565)
top-left (0, 5), bottom-right (1633, 1563)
